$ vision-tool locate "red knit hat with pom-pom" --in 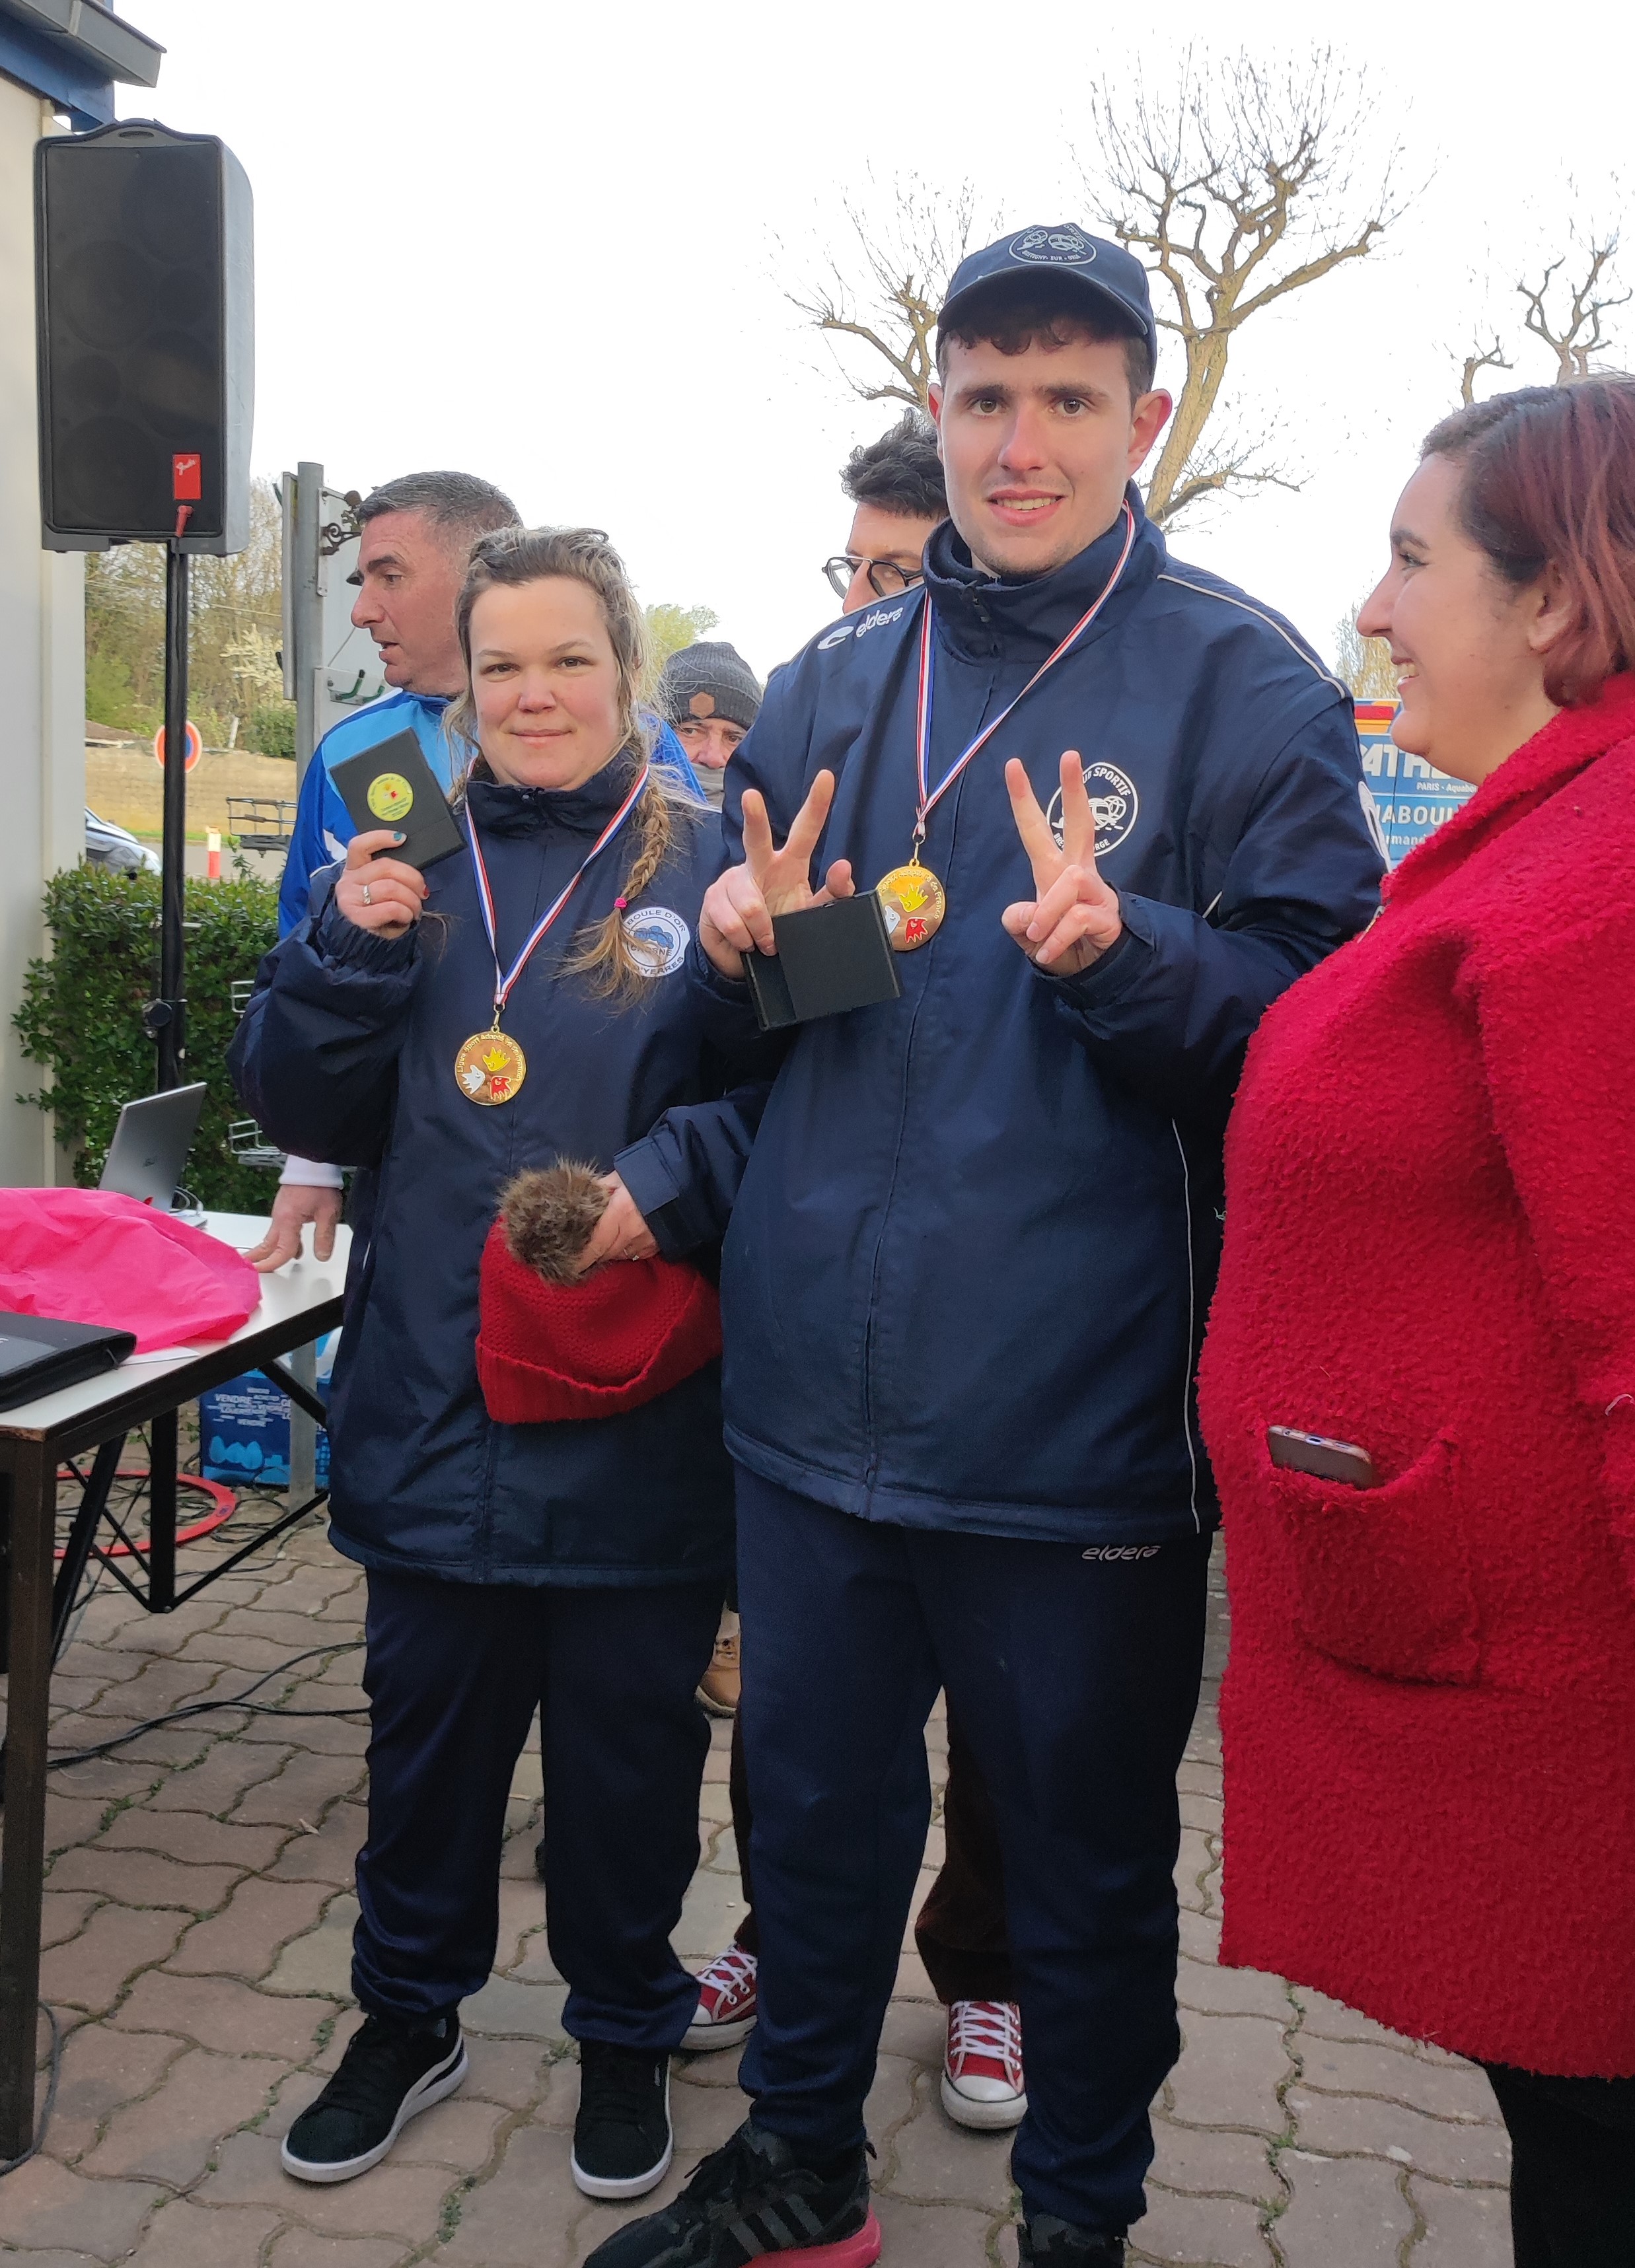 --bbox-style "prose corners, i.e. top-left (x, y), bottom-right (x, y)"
top-left (475, 1221), bottom-right (721, 1423)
